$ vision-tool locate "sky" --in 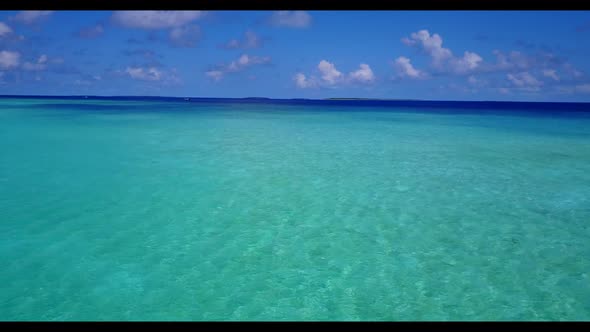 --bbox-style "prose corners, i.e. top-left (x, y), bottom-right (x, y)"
top-left (1, 10), bottom-right (590, 101)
